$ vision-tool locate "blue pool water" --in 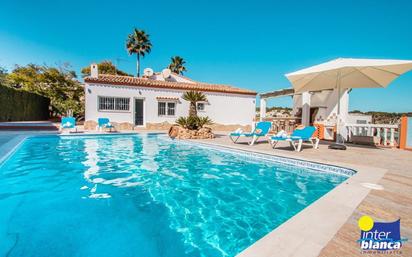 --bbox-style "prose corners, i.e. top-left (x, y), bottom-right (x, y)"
top-left (0, 134), bottom-right (349, 257)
